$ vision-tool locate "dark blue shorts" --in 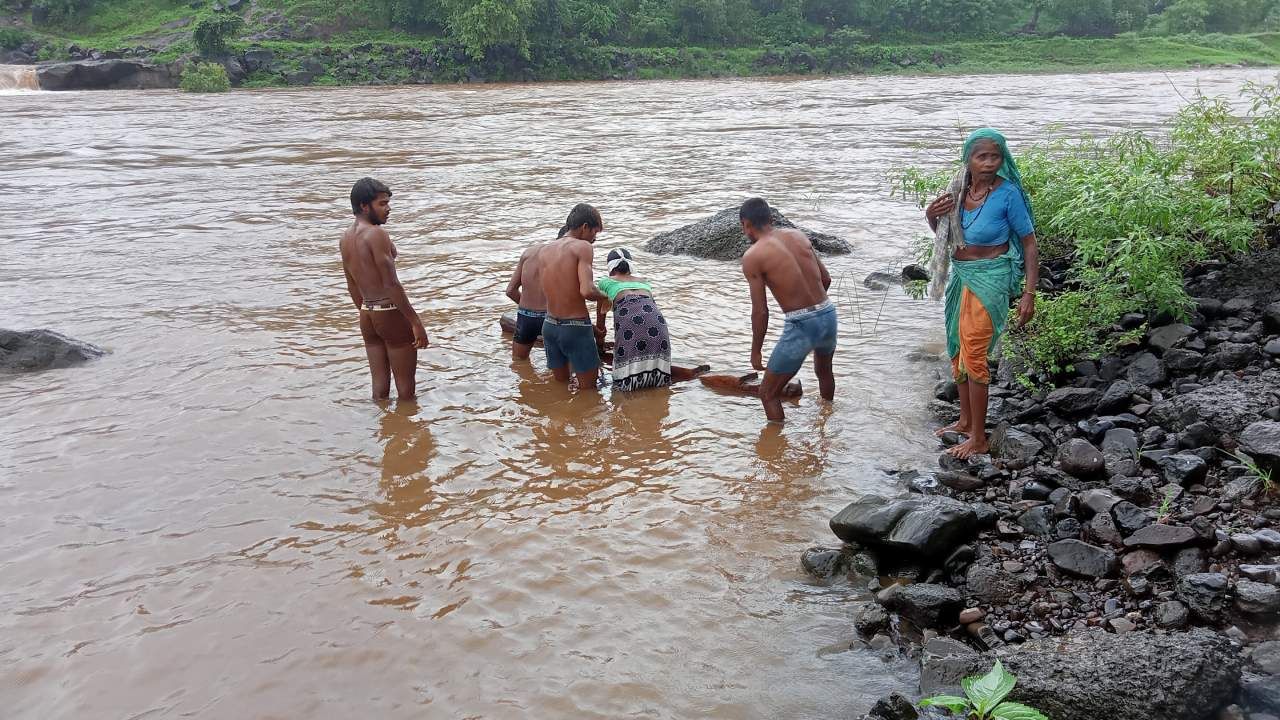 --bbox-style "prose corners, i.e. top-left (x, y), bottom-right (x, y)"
top-left (542, 316), bottom-right (601, 373)
top-left (513, 307), bottom-right (546, 345)
top-left (767, 302), bottom-right (837, 375)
